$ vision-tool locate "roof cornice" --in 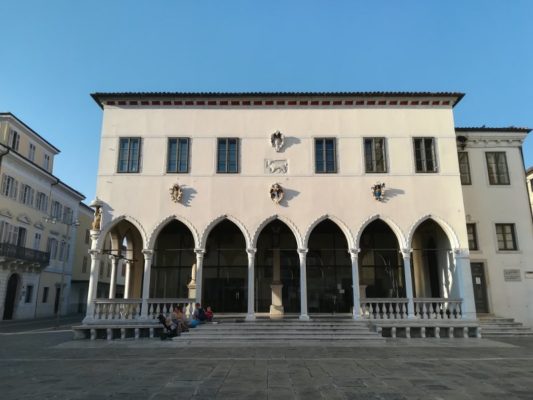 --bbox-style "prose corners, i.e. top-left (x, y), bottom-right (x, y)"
top-left (456, 127), bottom-right (531, 133)
top-left (91, 91), bottom-right (465, 109)
top-left (0, 112), bottom-right (60, 153)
